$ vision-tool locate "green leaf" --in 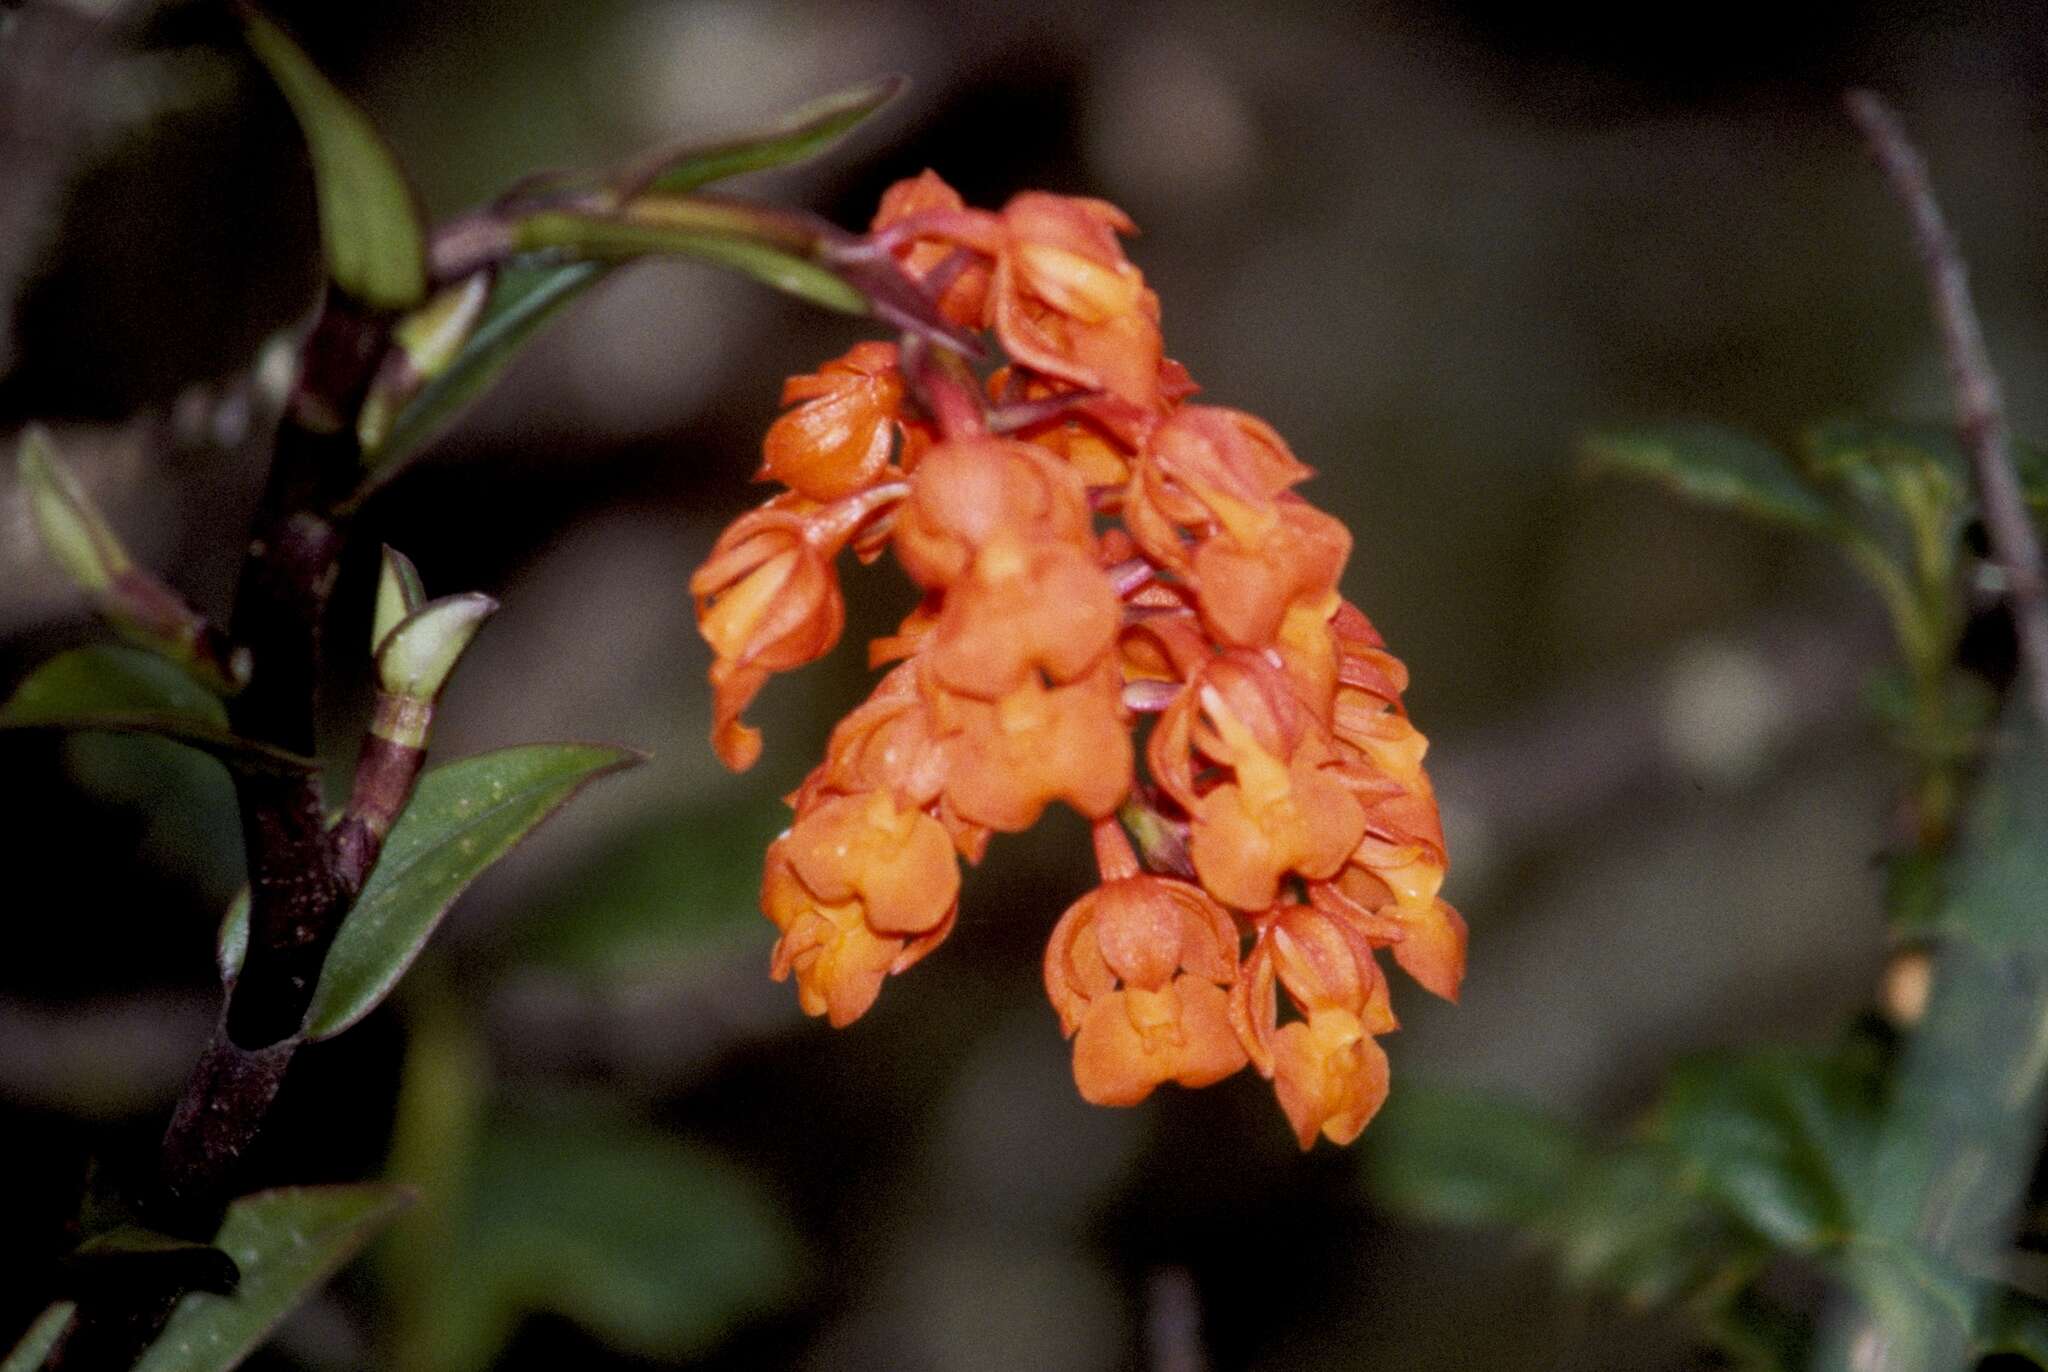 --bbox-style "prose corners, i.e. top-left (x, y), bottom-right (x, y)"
top-left (20, 425), bottom-right (129, 592)
top-left (1582, 424), bottom-right (1843, 533)
top-left (1363, 1083), bottom-right (1586, 1230)
top-left (1805, 417), bottom-right (1968, 508)
top-left (300, 743), bottom-right (641, 1039)
top-left (134, 1184), bottom-right (412, 1372)
top-left (1544, 1142), bottom-right (1751, 1309)
top-left (1933, 705), bottom-right (2048, 952)
top-left (243, 12), bottom-right (425, 309)
top-left (368, 262), bottom-right (603, 472)
top-left (1805, 415), bottom-right (2048, 513)
top-left (512, 211), bottom-right (864, 315)
top-left (1658, 1046), bottom-right (1884, 1250)
top-left (442, 1115), bottom-right (802, 1365)
top-left (621, 75), bottom-right (906, 196)
top-left (358, 78), bottom-right (903, 474)
top-left (1365, 1083), bottom-right (1757, 1312)
top-left (0, 646), bottom-right (314, 774)
top-left (503, 794), bottom-right (787, 976)
top-left (2, 1304), bottom-right (74, 1372)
